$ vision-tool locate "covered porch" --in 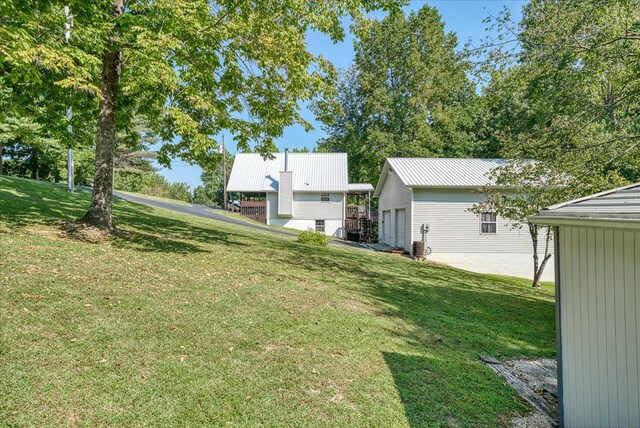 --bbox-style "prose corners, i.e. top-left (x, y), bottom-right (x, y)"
top-left (236, 192), bottom-right (267, 224)
top-left (345, 183), bottom-right (376, 243)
